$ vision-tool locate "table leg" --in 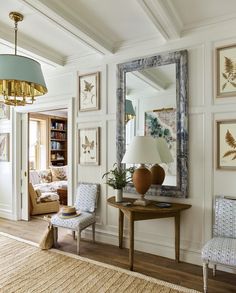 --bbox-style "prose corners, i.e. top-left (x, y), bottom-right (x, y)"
top-left (129, 212), bottom-right (134, 271)
top-left (175, 212), bottom-right (180, 262)
top-left (119, 209), bottom-right (124, 248)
